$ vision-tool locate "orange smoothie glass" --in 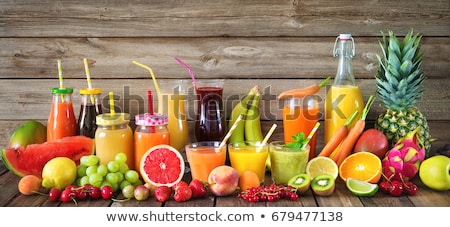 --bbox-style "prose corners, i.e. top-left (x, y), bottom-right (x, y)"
top-left (185, 141), bottom-right (226, 182)
top-left (95, 113), bottom-right (134, 169)
top-left (228, 141), bottom-right (268, 183)
top-left (157, 80), bottom-right (189, 151)
top-left (282, 96), bottom-right (319, 160)
top-left (47, 87), bottom-right (78, 141)
top-left (134, 113), bottom-right (170, 175)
